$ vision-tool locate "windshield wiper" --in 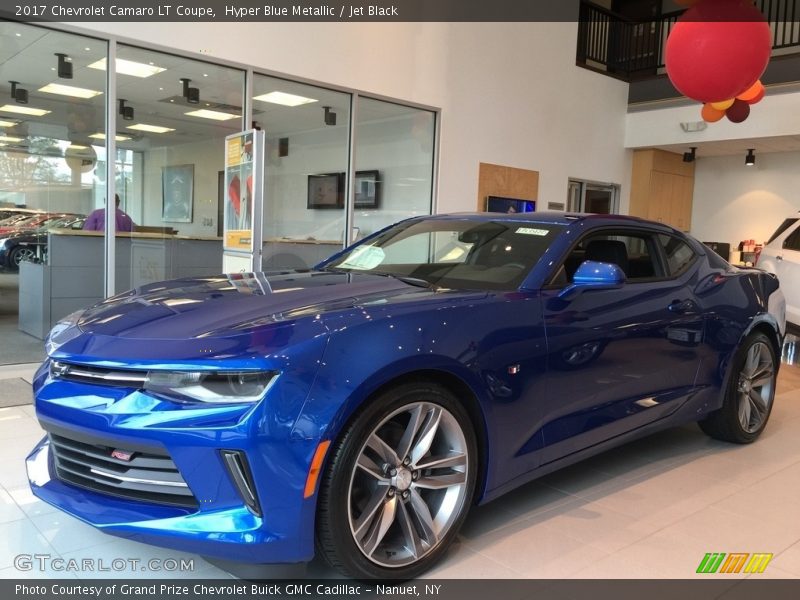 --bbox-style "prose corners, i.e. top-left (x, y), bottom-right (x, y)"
top-left (370, 271), bottom-right (439, 290)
